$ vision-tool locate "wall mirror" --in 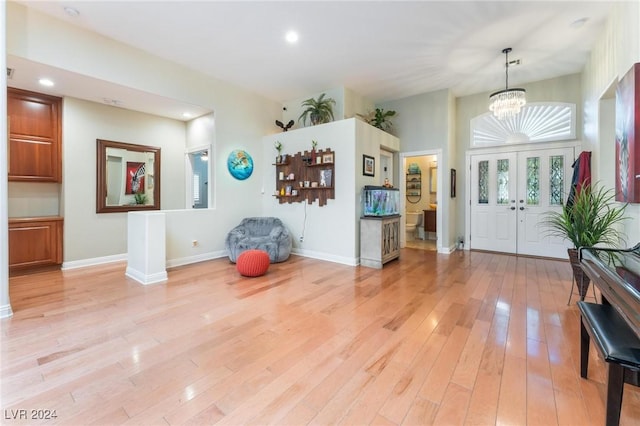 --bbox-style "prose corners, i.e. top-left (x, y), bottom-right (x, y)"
top-left (429, 167), bottom-right (437, 193)
top-left (96, 139), bottom-right (161, 213)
